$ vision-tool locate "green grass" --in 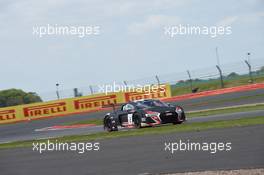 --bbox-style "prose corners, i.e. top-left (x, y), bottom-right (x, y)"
top-left (1, 116), bottom-right (263, 149)
top-left (171, 74), bottom-right (264, 96)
